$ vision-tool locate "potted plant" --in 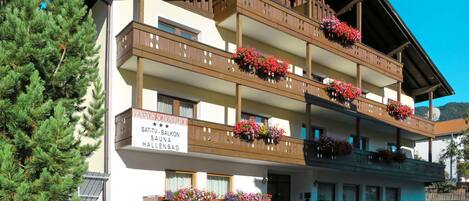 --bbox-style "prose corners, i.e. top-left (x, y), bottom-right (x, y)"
top-left (233, 120), bottom-right (260, 142)
top-left (334, 140), bottom-right (353, 156)
top-left (326, 80), bottom-right (362, 103)
top-left (232, 47), bottom-right (289, 82)
top-left (267, 126), bottom-right (285, 144)
top-left (316, 136), bottom-right (336, 157)
top-left (224, 191), bottom-right (272, 201)
top-left (232, 47), bottom-right (261, 73)
top-left (320, 16), bottom-right (361, 47)
top-left (386, 101), bottom-right (413, 120)
top-left (166, 188), bottom-right (217, 201)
